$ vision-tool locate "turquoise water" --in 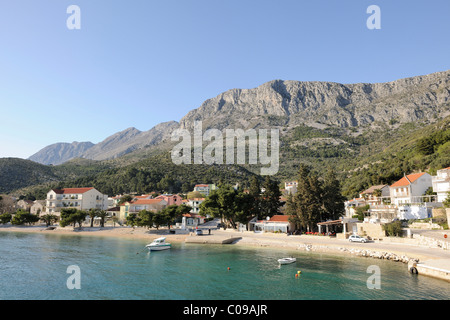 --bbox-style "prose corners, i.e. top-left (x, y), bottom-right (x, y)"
top-left (0, 232), bottom-right (448, 300)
